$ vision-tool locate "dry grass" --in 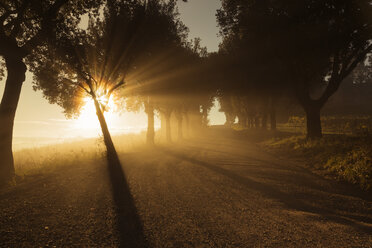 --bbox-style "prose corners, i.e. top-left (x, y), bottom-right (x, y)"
top-left (263, 134), bottom-right (372, 190)
top-left (13, 132), bottom-right (149, 176)
top-left (14, 128), bottom-right (372, 190)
